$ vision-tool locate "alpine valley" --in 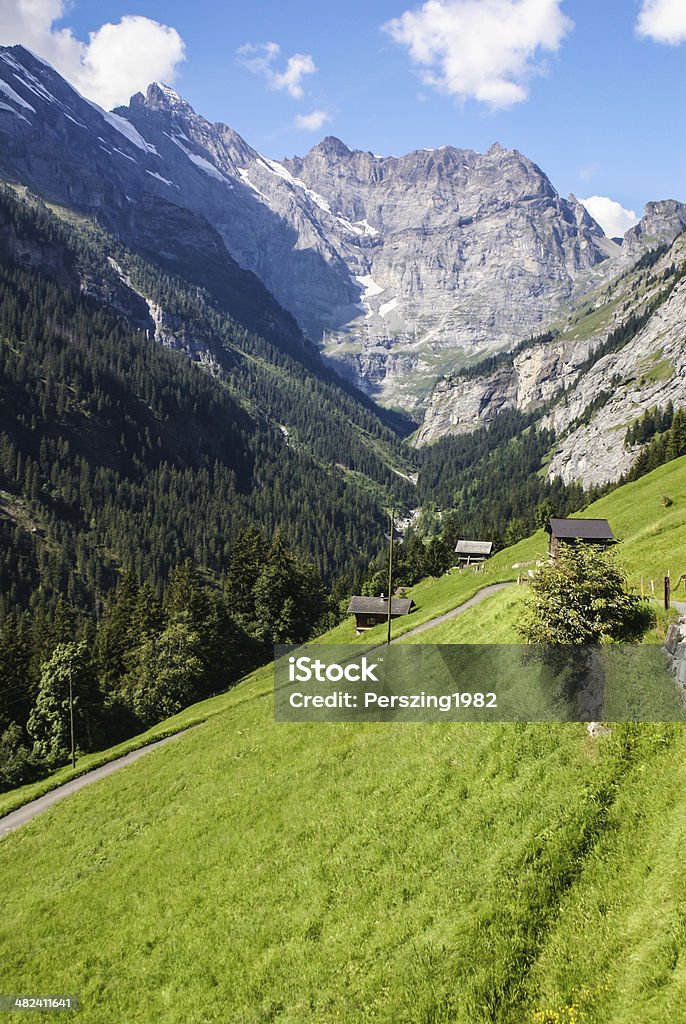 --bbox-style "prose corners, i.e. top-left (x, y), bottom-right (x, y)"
top-left (5, 23), bottom-right (686, 1024)
top-left (0, 42), bottom-right (686, 643)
